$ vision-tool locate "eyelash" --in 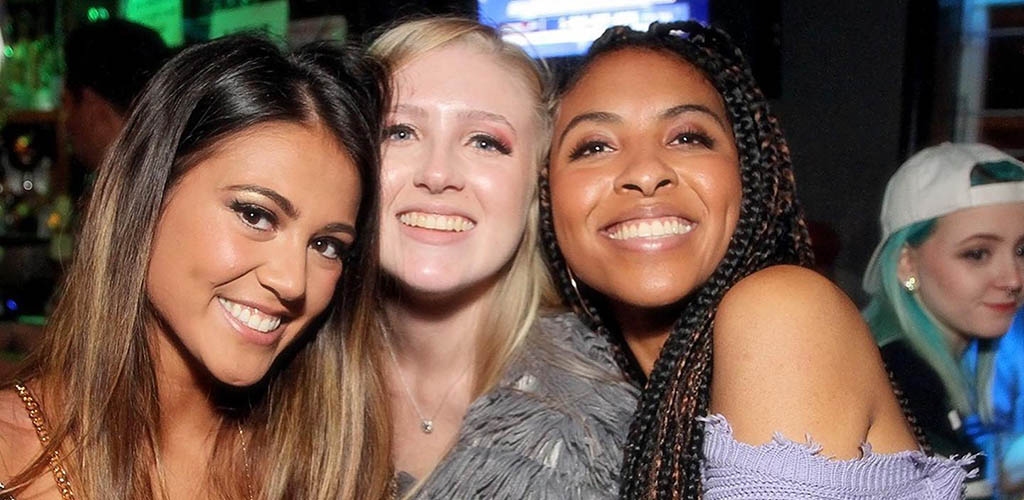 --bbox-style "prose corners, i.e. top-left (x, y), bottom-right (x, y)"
top-left (568, 140), bottom-right (615, 161)
top-left (960, 248), bottom-right (990, 262)
top-left (384, 124), bottom-right (416, 142)
top-left (669, 129), bottom-right (715, 148)
top-left (468, 133), bottom-right (512, 155)
top-left (231, 200), bottom-right (277, 231)
top-left (231, 200), bottom-right (348, 262)
top-left (312, 237), bottom-right (348, 261)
